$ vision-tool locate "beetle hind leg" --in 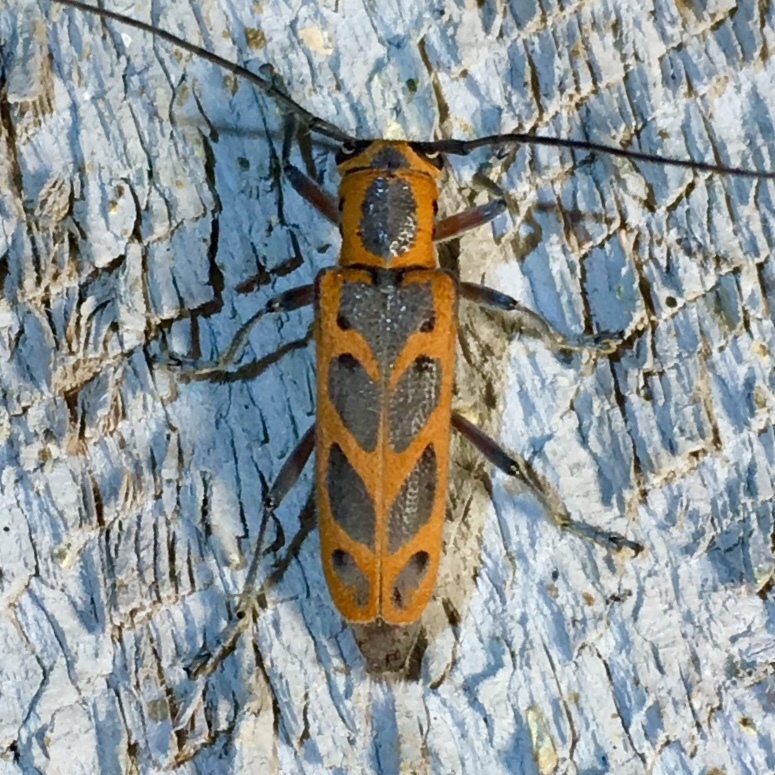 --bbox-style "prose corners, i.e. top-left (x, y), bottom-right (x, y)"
top-left (452, 413), bottom-right (642, 554)
top-left (460, 282), bottom-right (621, 354)
top-left (182, 490), bottom-right (317, 684)
top-left (175, 426), bottom-right (316, 729)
